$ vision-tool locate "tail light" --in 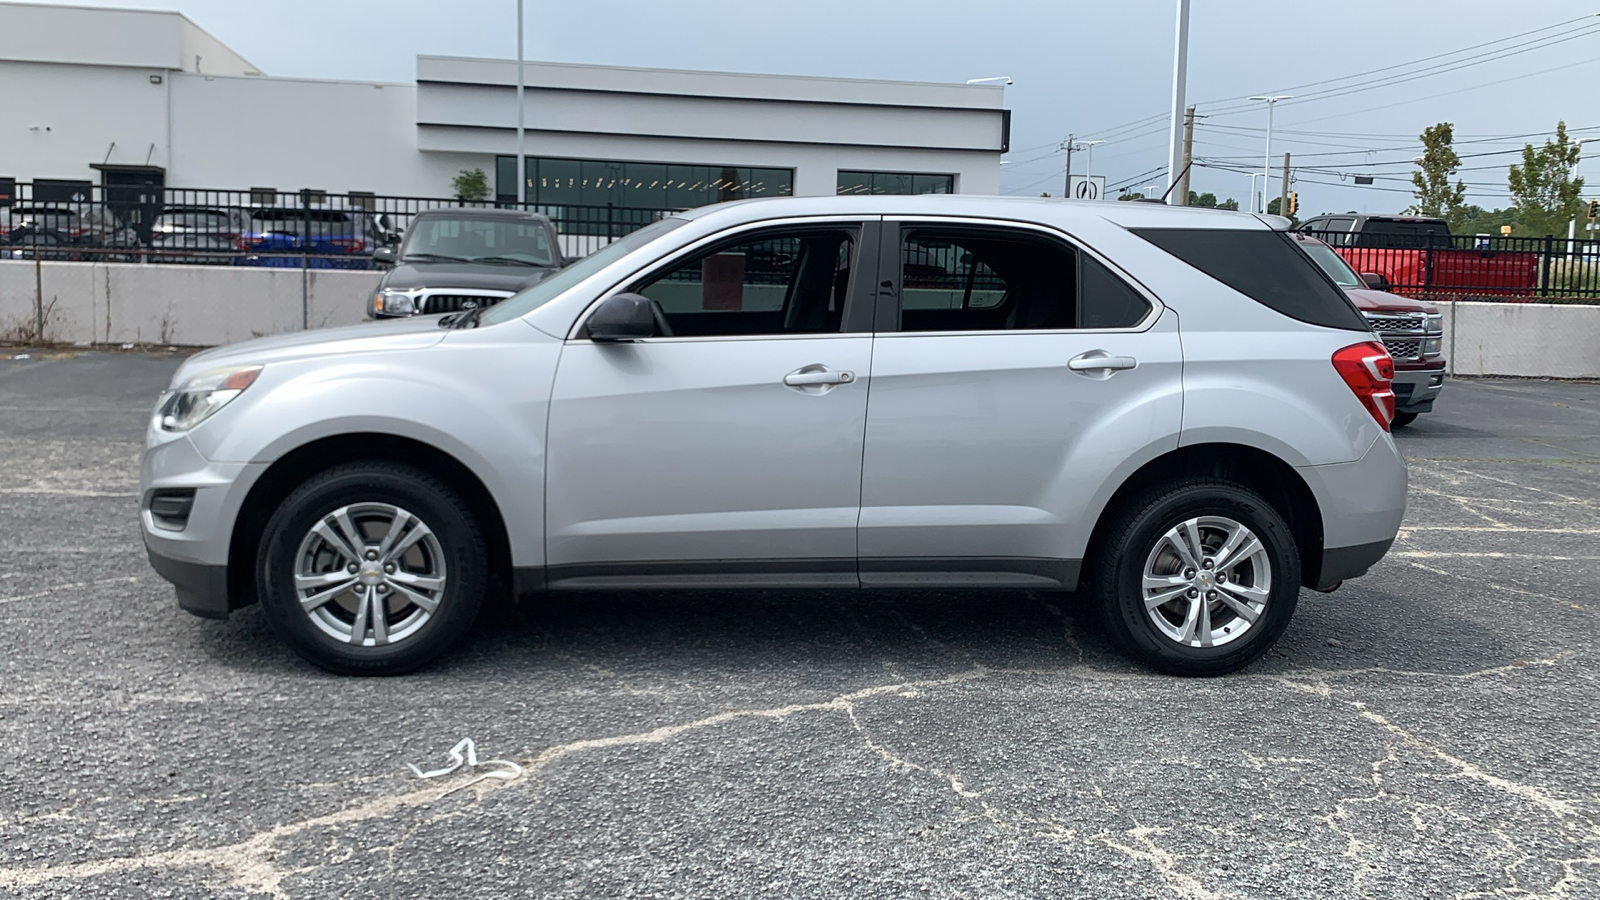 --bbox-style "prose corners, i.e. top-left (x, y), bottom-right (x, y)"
top-left (329, 237), bottom-right (364, 254)
top-left (1332, 341), bottom-right (1396, 431)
